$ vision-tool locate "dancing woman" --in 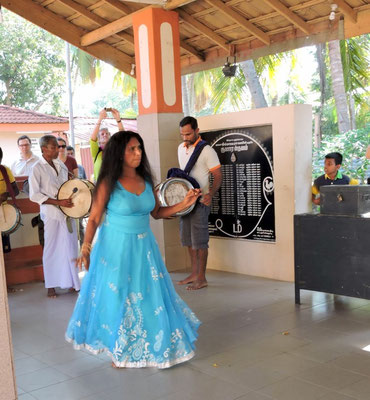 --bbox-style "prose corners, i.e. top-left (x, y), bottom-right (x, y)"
top-left (66, 130), bottom-right (201, 368)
